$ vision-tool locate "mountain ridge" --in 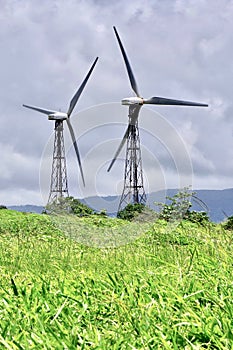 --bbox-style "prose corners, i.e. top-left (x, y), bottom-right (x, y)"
top-left (7, 188), bottom-right (233, 223)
